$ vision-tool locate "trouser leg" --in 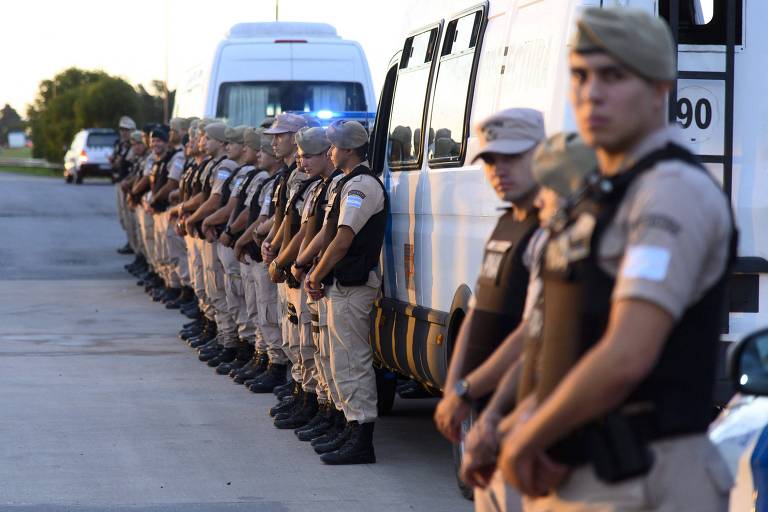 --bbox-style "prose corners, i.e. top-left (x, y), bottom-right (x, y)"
top-left (216, 243), bottom-right (248, 346)
top-left (241, 257), bottom-right (262, 348)
top-left (283, 285), bottom-right (302, 382)
top-left (139, 209), bottom-right (156, 269)
top-left (327, 281), bottom-right (378, 423)
top-left (317, 296), bottom-right (341, 408)
top-left (307, 300), bottom-right (328, 402)
top-left (253, 262), bottom-right (286, 363)
top-left (165, 212), bottom-right (186, 288)
top-left (202, 241), bottom-right (237, 345)
top-left (298, 288), bottom-right (318, 393)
